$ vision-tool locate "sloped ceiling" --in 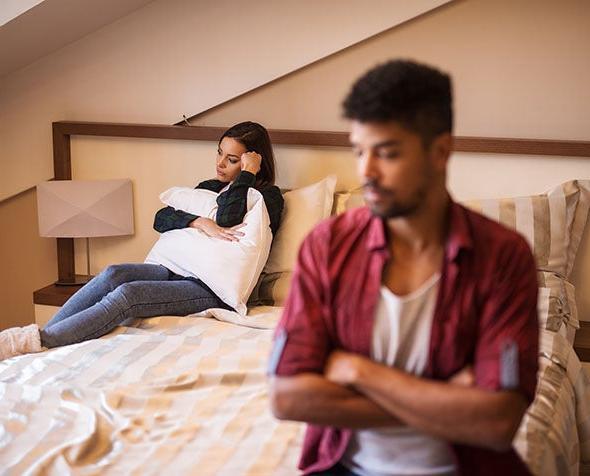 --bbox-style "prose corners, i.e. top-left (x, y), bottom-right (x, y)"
top-left (0, 0), bottom-right (452, 201)
top-left (0, 0), bottom-right (45, 26)
top-left (0, 0), bottom-right (155, 77)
